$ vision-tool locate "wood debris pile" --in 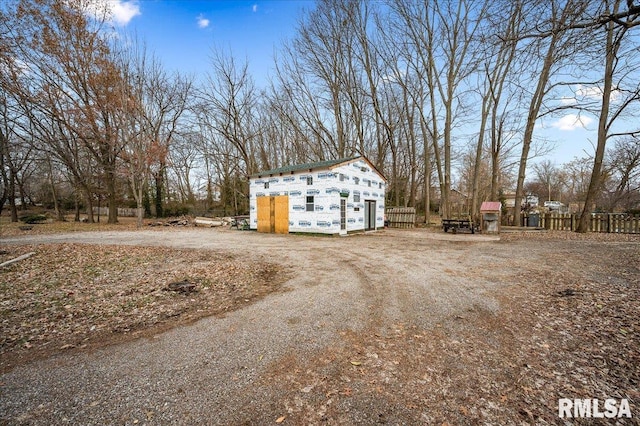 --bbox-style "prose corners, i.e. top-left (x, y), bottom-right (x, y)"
top-left (148, 217), bottom-right (191, 227)
top-left (147, 216), bottom-right (237, 227)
